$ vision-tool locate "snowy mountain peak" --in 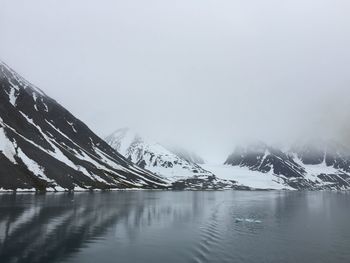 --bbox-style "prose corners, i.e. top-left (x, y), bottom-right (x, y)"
top-left (105, 128), bottom-right (143, 157)
top-left (105, 128), bottom-right (214, 181)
